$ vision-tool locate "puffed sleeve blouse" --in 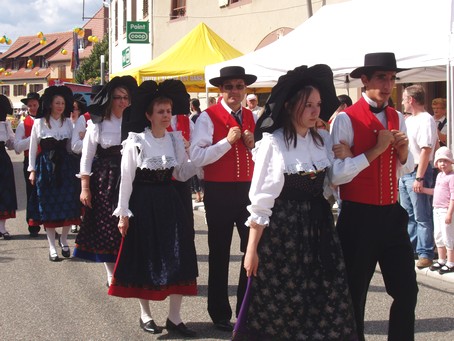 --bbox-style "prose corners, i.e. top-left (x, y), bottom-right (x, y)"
top-left (247, 128), bottom-right (334, 227)
top-left (28, 117), bottom-right (73, 172)
top-left (113, 128), bottom-right (196, 218)
top-left (79, 115), bottom-right (122, 175)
